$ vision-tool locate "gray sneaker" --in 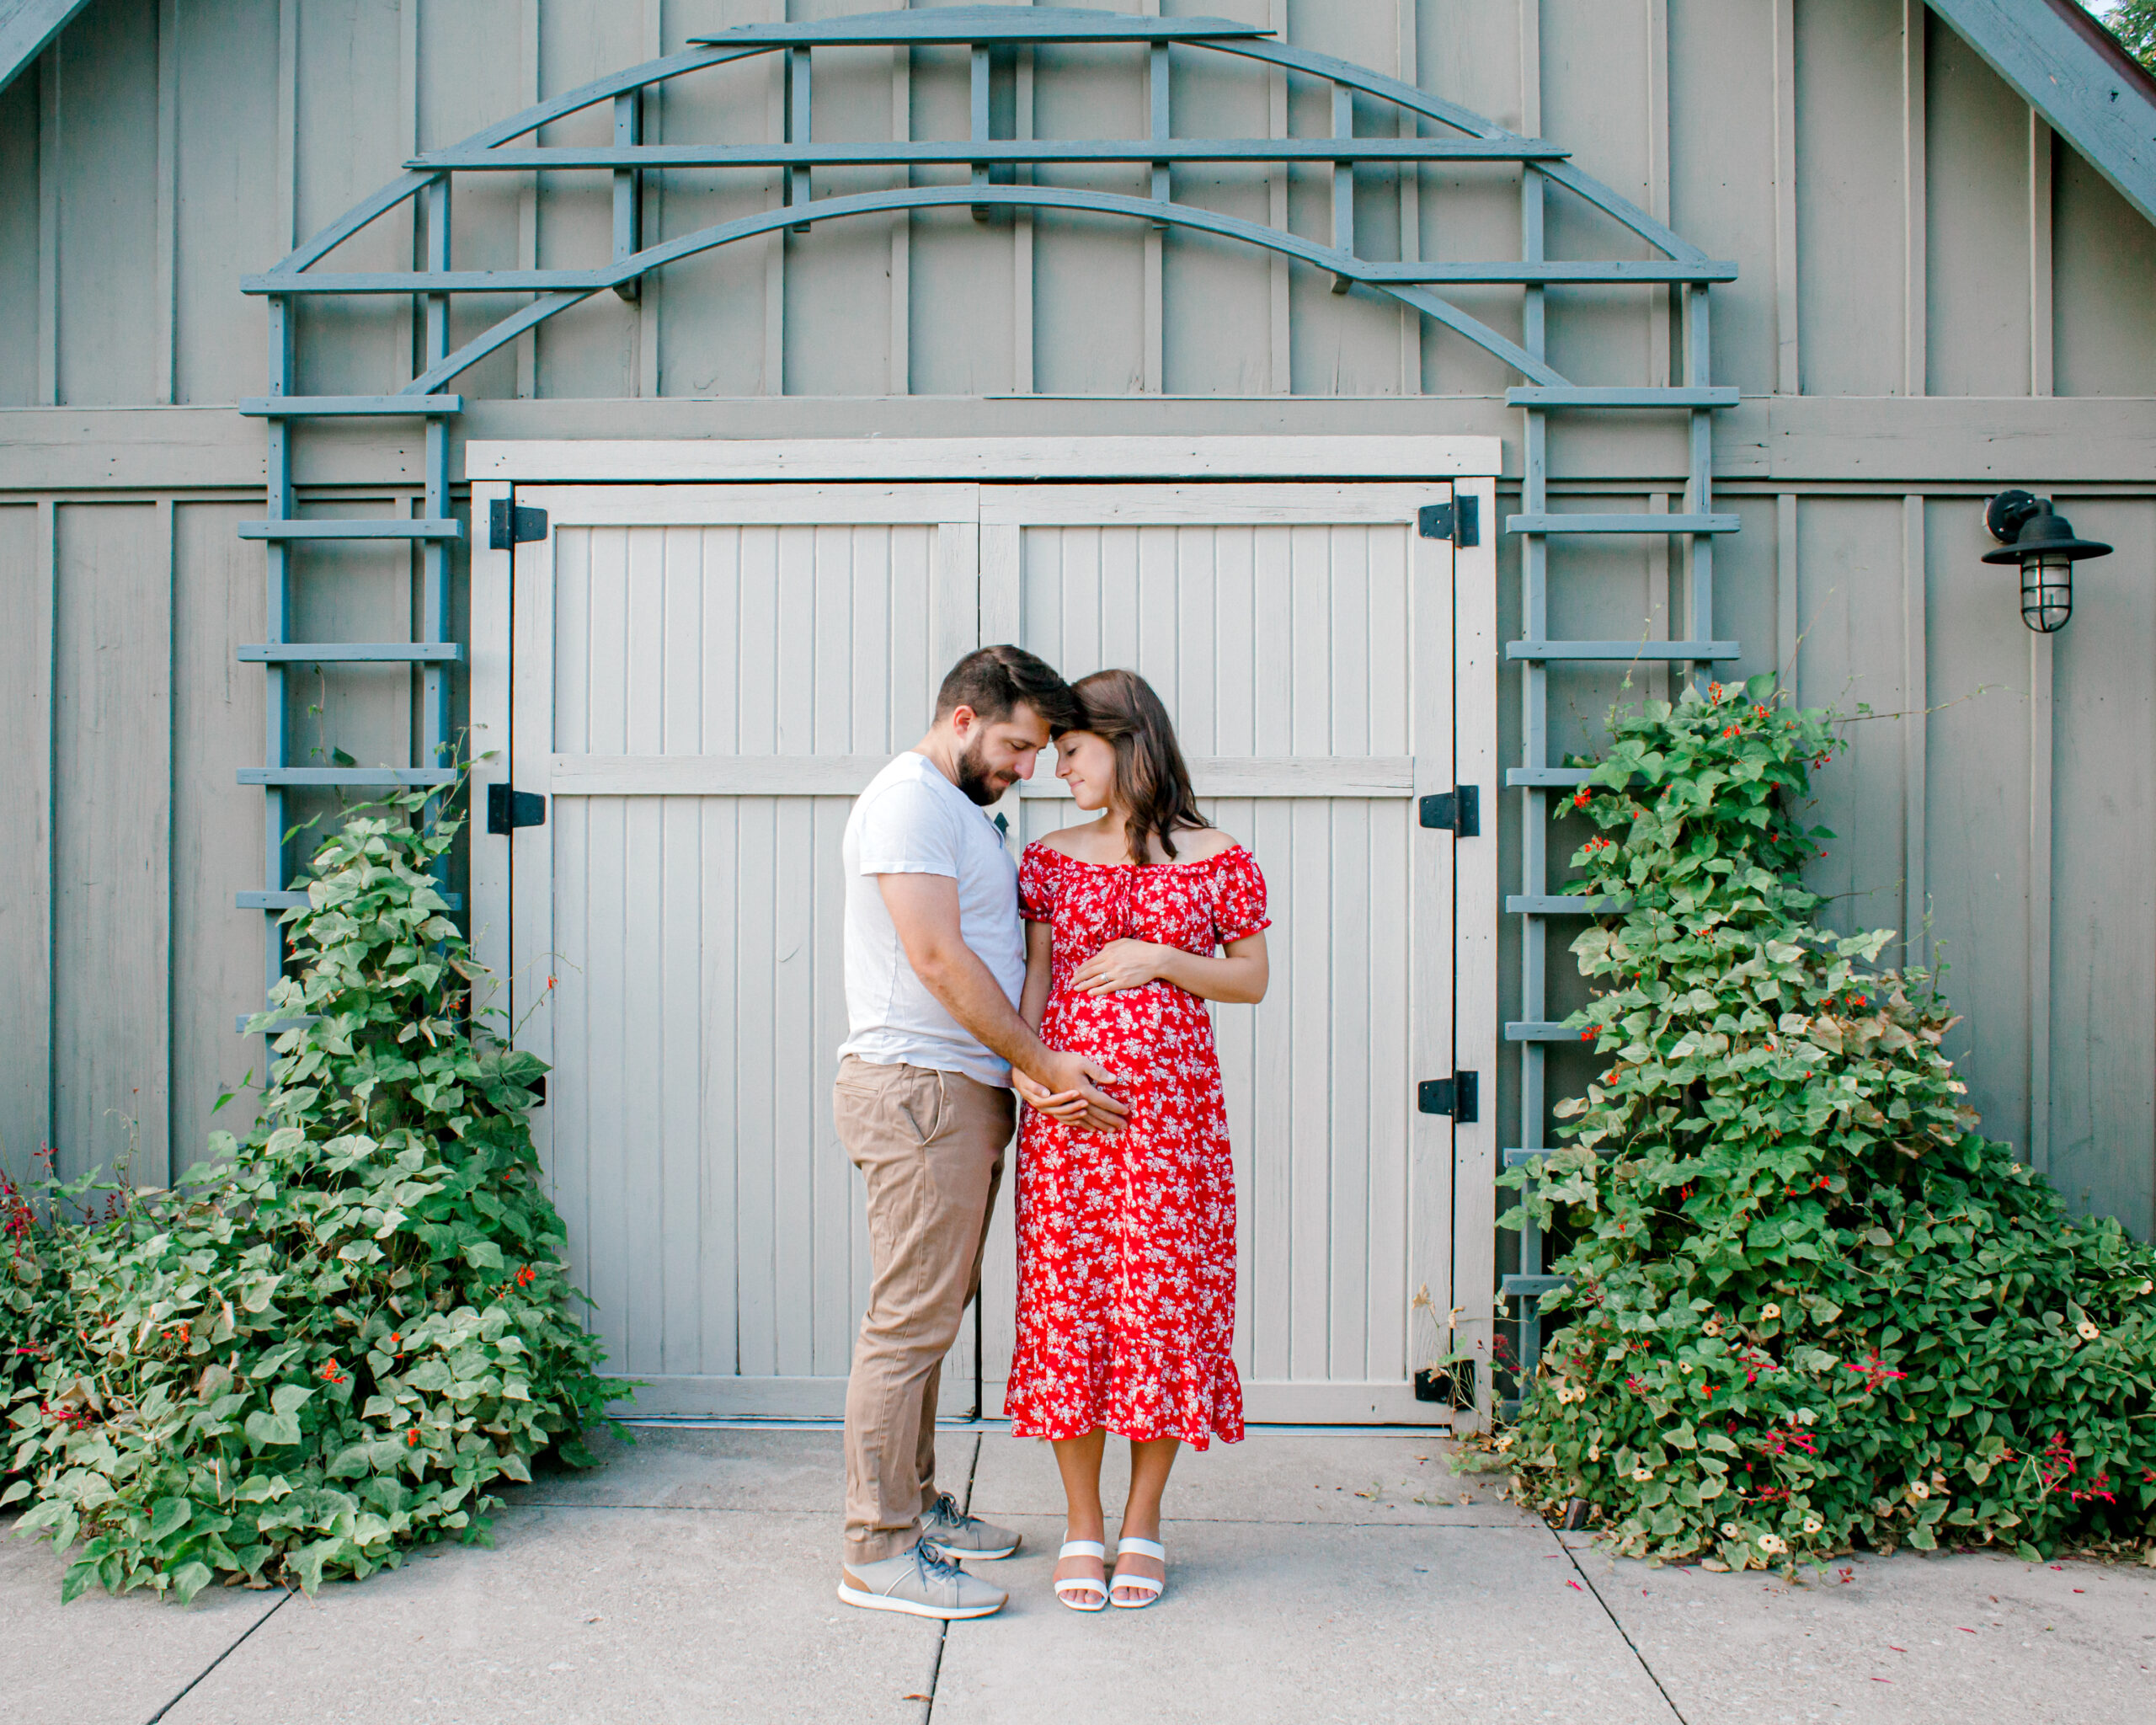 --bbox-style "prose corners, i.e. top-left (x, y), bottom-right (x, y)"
top-left (839, 1537), bottom-right (1008, 1621)
top-left (921, 1490), bottom-right (1022, 1561)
